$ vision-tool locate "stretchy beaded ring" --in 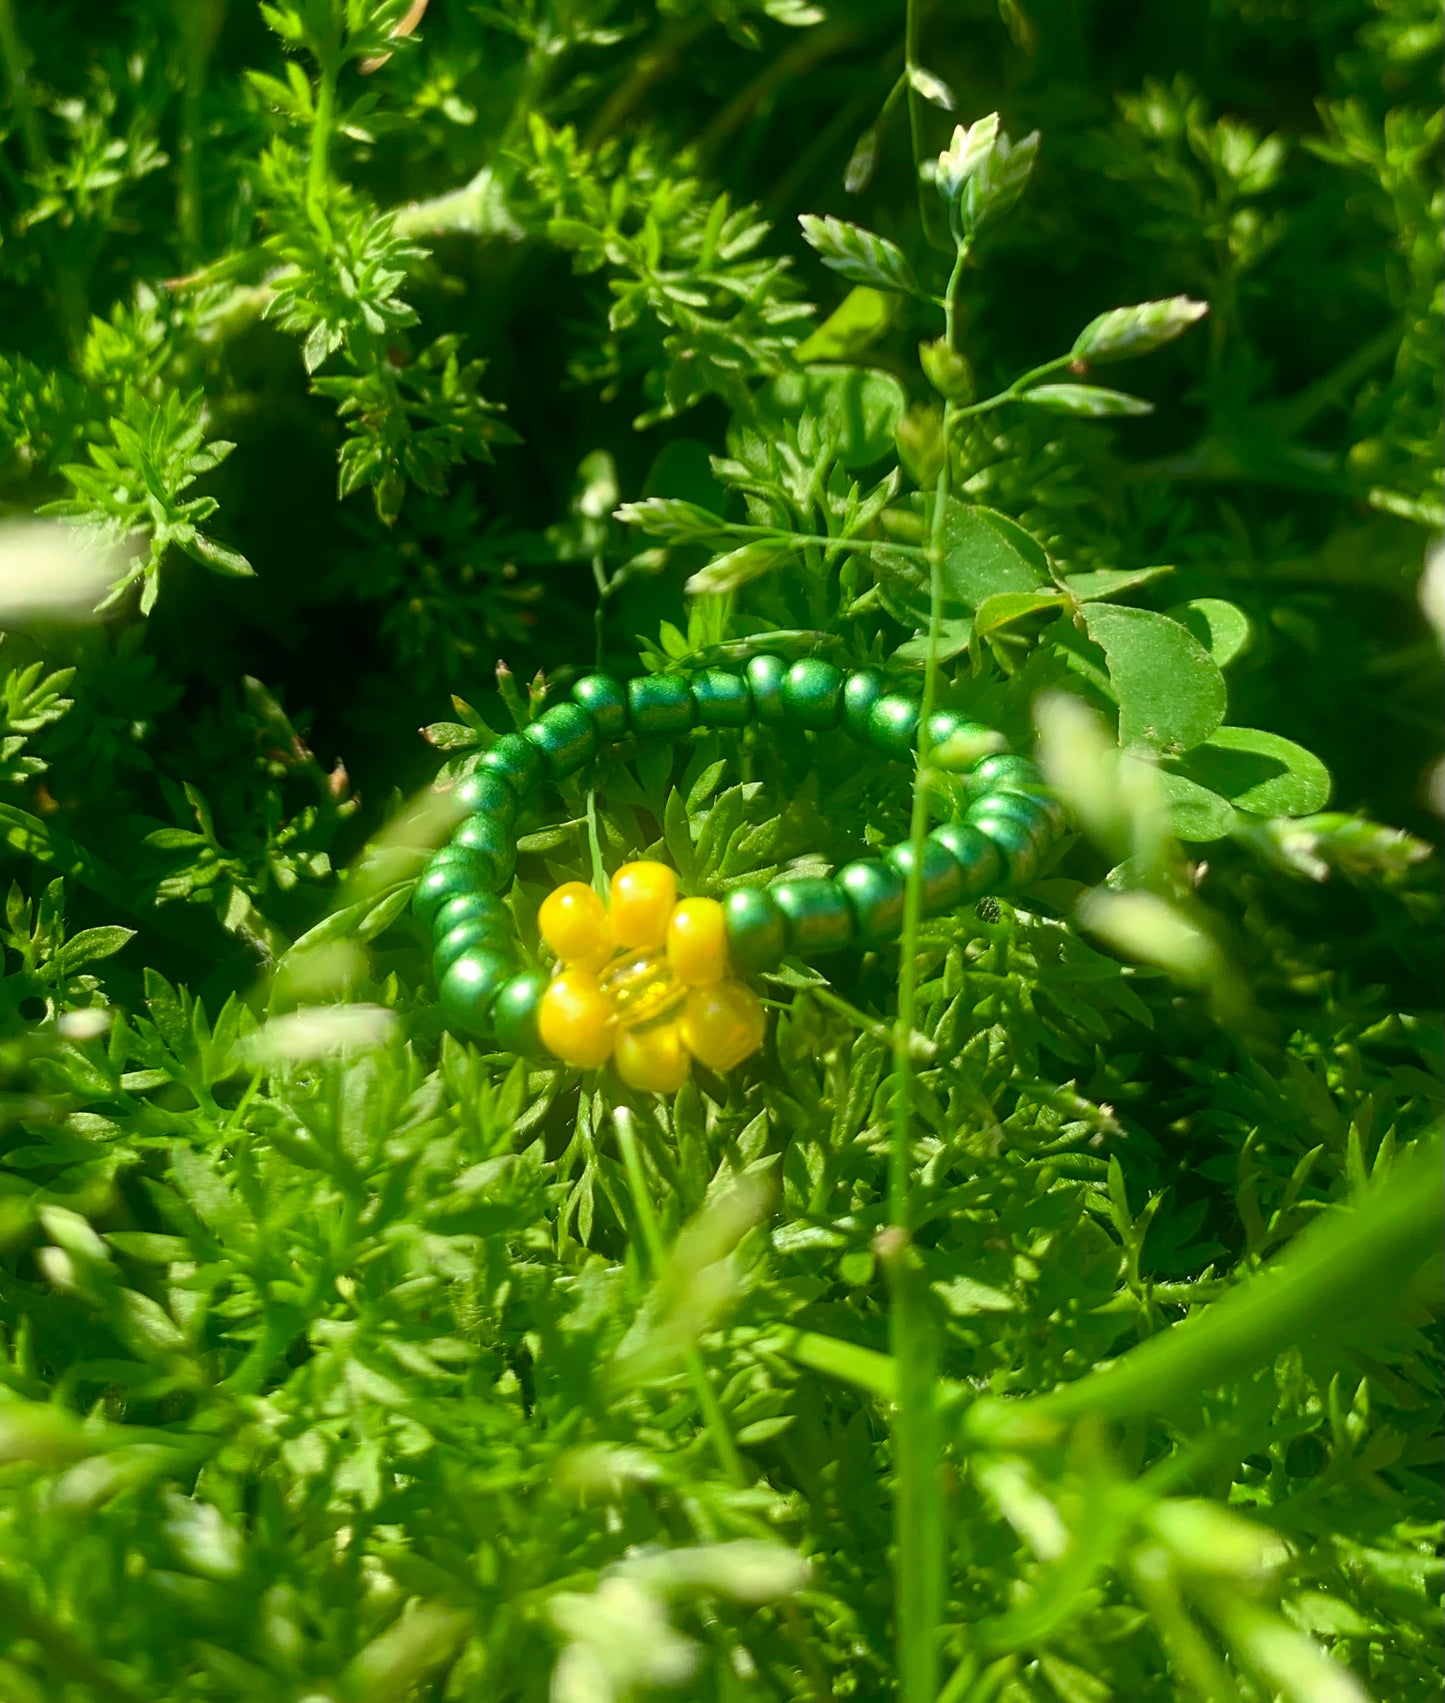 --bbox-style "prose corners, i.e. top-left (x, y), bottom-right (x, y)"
top-left (414, 658), bottom-right (1069, 1089)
